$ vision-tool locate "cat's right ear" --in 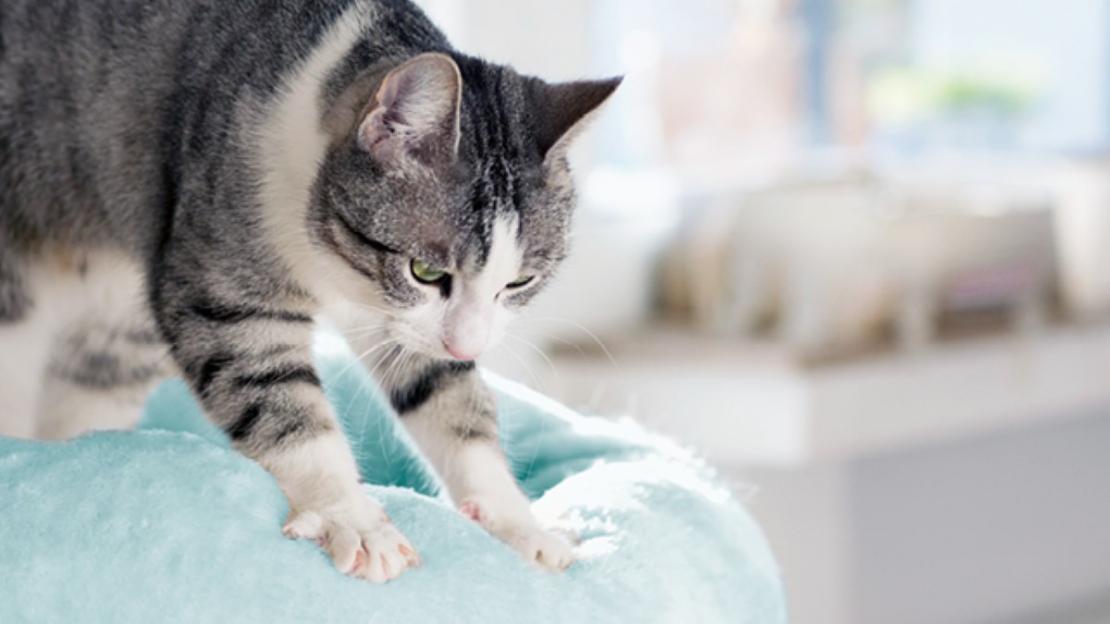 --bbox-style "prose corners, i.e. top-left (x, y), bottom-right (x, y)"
top-left (357, 53), bottom-right (462, 169)
top-left (527, 76), bottom-right (622, 161)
